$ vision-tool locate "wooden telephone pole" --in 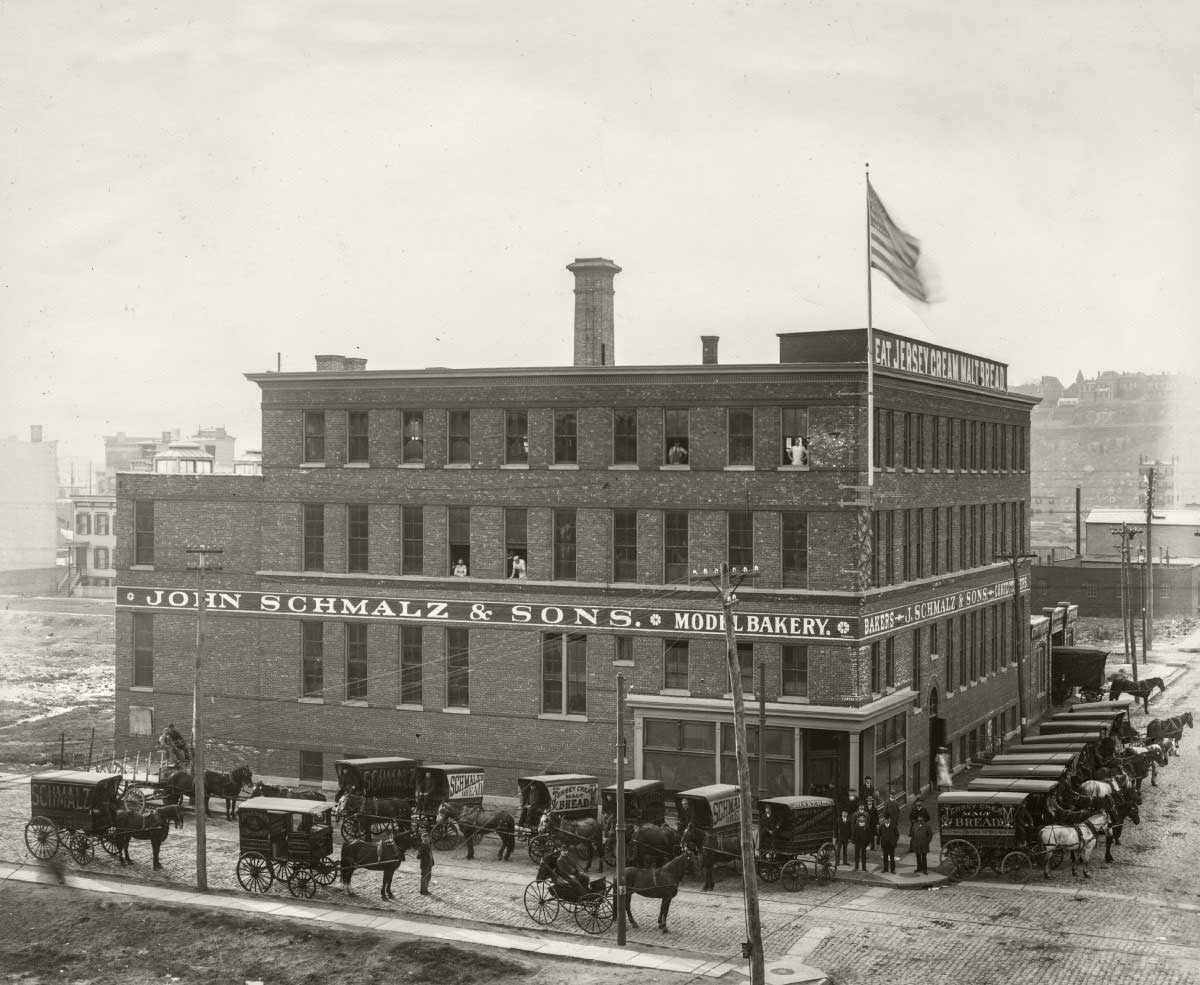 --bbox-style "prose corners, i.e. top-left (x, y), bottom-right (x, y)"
top-left (187, 545), bottom-right (222, 891)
